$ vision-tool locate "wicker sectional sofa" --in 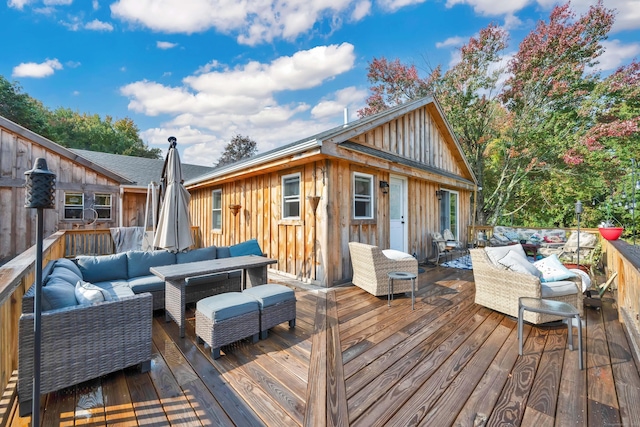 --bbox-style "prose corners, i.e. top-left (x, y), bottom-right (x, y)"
top-left (18, 239), bottom-right (264, 416)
